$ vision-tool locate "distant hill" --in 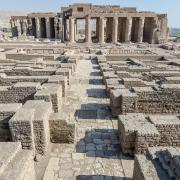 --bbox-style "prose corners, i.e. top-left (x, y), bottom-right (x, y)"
top-left (0, 10), bottom-right (26, 28)
top-left (170, 28), bottom-right (180, 37)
